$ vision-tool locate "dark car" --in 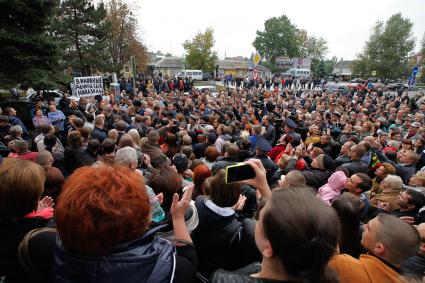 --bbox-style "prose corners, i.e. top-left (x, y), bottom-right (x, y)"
top-left (202, 72), bottom-right (213, 81)
top-left (386, 83), bottom-right (408, 91)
